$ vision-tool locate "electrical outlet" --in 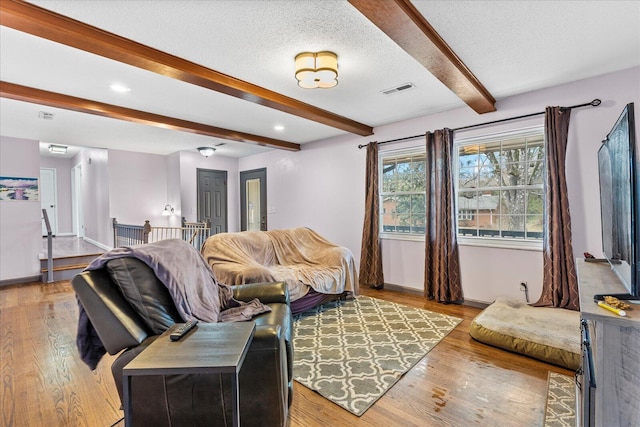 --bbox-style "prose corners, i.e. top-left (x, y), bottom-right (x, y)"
top-left (520, 281), bottom-right (528, 291)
